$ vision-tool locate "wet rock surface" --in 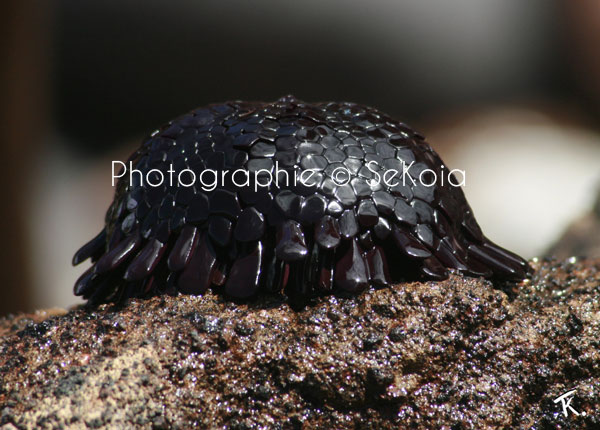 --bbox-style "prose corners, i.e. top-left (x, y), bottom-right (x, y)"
top-left (1, 258), bottom-right (599, 429)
